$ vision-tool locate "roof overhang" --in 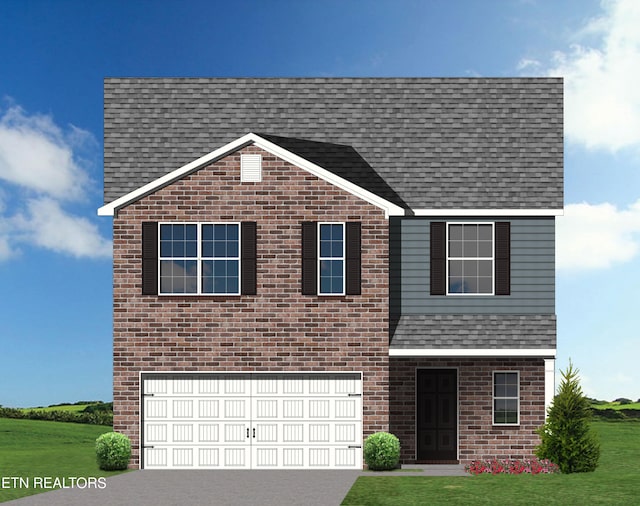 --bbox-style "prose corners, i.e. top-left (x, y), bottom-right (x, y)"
top-left (98, 132), bottom-right (406, 218)
top-left (389, 348), bottom-right (557, 358)
top-left (413, 209), bottom-right (563, 217)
